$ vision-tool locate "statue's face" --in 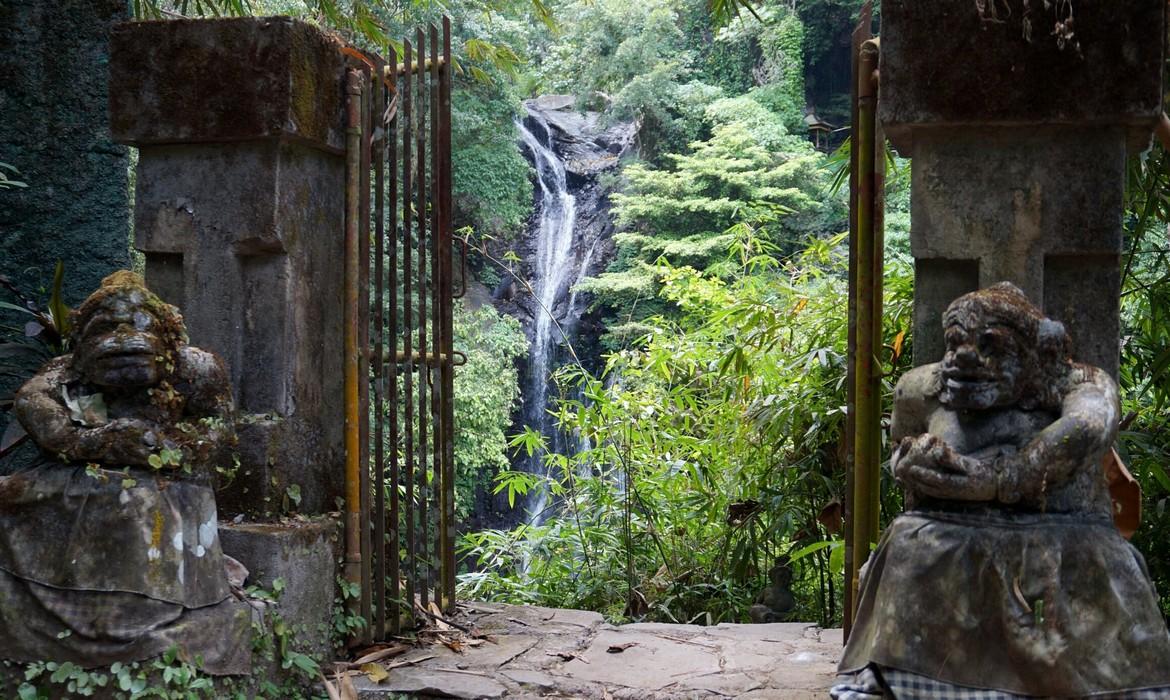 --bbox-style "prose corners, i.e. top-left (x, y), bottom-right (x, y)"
top-left (940, 313), bottom-right (1026, 411)
top-left (74, 291), bottom-right (166, 389)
